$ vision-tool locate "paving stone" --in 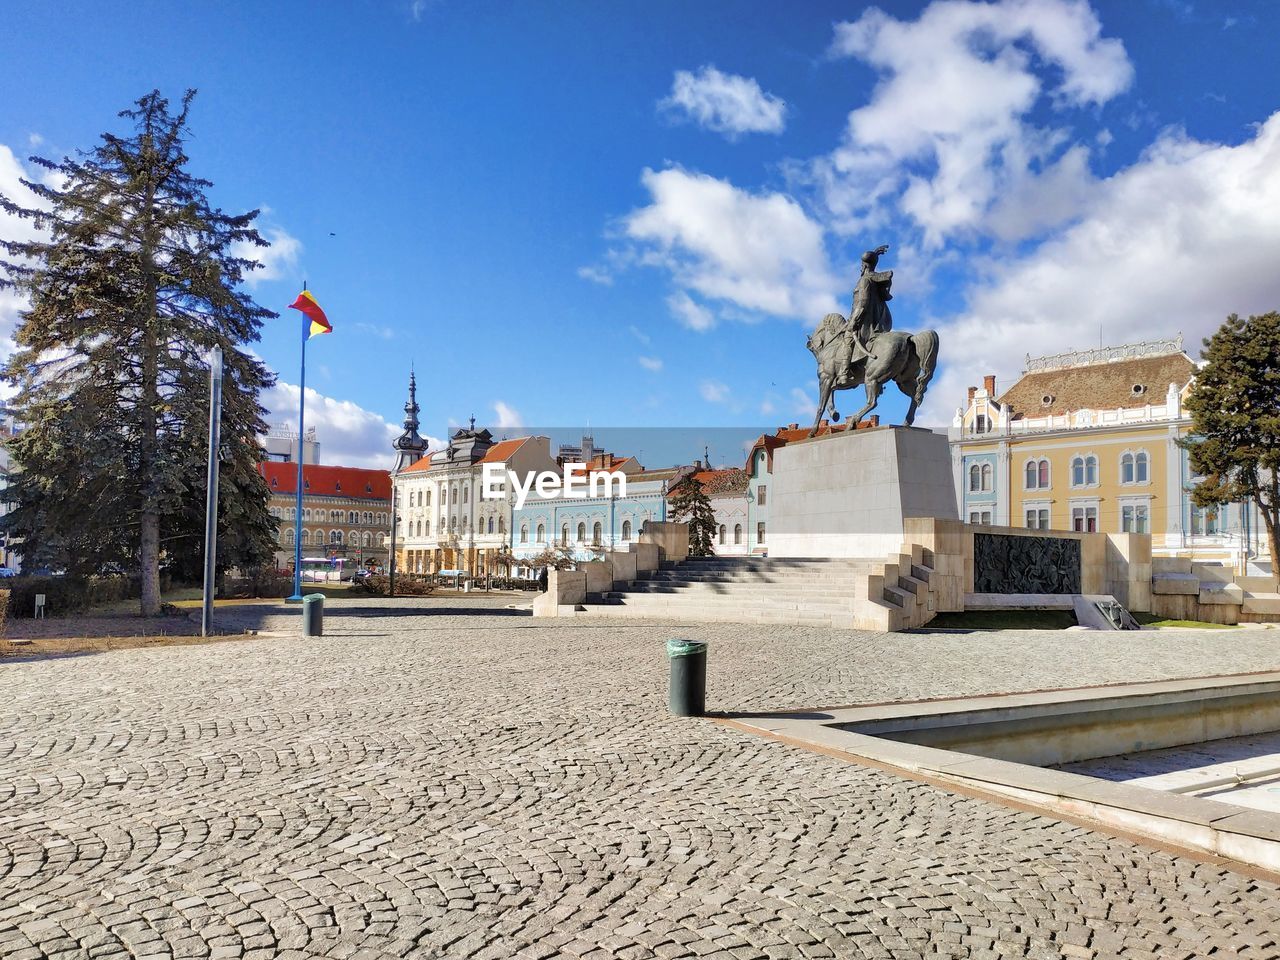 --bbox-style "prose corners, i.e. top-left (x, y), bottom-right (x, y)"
top-left (2, 599), bottom-right (1280, 958)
